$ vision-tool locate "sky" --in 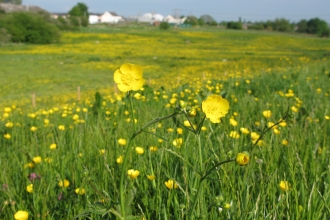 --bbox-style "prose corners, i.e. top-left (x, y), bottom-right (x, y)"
top-left (22, 0), bottom-right (330, 23)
